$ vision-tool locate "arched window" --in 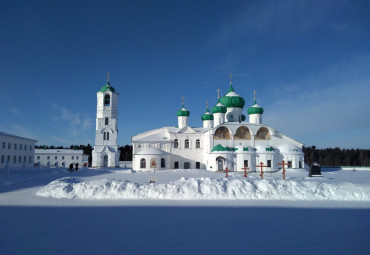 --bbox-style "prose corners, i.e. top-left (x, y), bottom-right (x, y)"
top-left (185, 139), bottom-right (190, 148)
top-left (107, 132), bottom-right (109, 140)
top-left (214, 126), bottom-right (230, 140)
top-left (103, 132), bottom-right (106, 140)
top-left (174, 139), bottom-right (179, 148)
top-left (196, 139), bottom-right (200, 148)
top-left (234, 126), bottom-right (251, 140)
top-left (104, 94), bottom-right (111, 106)
top-left (161, 158), bottom-right (165, 168)
top-left (256, 127), bottom-right (271, 140)
top-left (140, 158), bottom-right (146, 169)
